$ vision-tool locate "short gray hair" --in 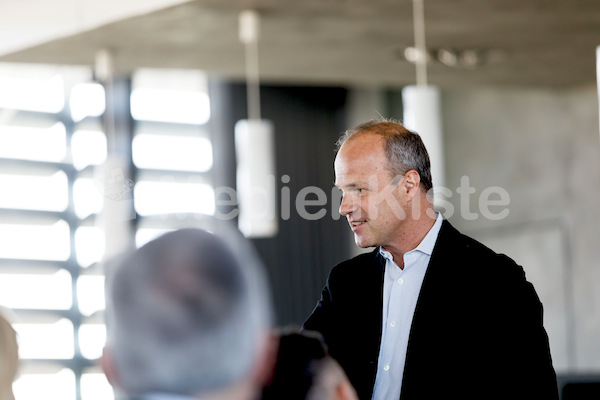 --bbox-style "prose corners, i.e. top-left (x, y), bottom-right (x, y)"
top-left (336, 118), bottom-right (433, 192)
top-left (105, 226), bottom-right (272, 397)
